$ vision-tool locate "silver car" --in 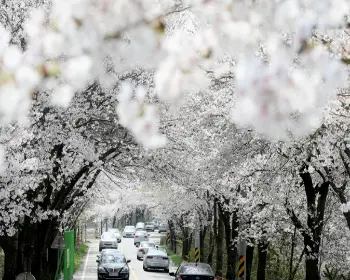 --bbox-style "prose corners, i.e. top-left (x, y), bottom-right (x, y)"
top-left (158, 223), bottom-right (169, 233)
top-left (99, 232), bottom-right (118, 251)
top-left (145, 223), bottom-right (155, 232)
top-left (134, 230), bottom-right (149, 246)
top-left (108, 228), bottom-right (121, 243)
top-left (136, 222), bottom-right (145, 231)
top-left (123, 226), bottom-right (136, 238)
top-left (143, 248), bottom-right (169, 272)
top-left (136, 241), bottom-right (156, 260)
